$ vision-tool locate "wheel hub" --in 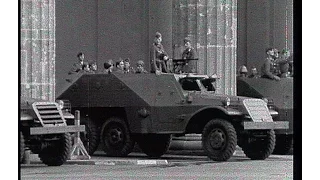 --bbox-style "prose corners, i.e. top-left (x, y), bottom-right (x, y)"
top-left (109, 128), bottom-right (123, 144)
top-left (209, 129), bottom-right (226, 149)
